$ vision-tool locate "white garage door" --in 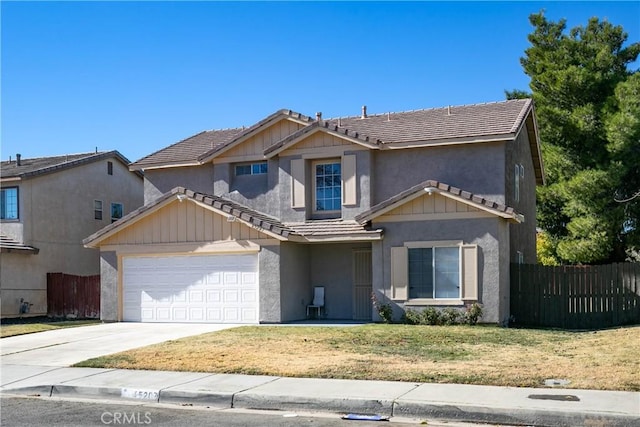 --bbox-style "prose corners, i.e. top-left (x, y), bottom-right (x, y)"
top-left (123, 254), bottom-right (259, 323)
